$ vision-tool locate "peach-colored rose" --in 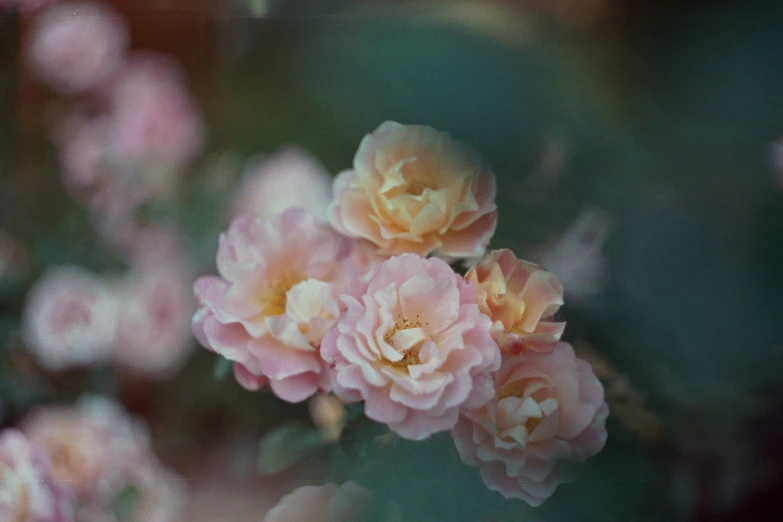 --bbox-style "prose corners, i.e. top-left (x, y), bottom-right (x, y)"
top-left (328, 121), bottom-right (498, 257)
top-left (21, 396), bottom-right (152, 507)
top-left (114, 267), bottom-right (194, 378)
top-left (0, 429), bottom-right (75, 522)
top-left (28, 2), bottom-right (128, 94)
top-left (231, 146), bottom-right (332, 221)
top-left (452, 342), bottom-right (609, 506)
top-left (108, 52), bottom-right (205, 170)
top-left (192, 208), bottom-right (359, 402)
top-left (23, 266), bottom-right (118, 371)
top-left (466, 249), bottom-right (564, 353)
top-left (263, 482), bottom-right (371, 522)
top-left (321, 254), bottom-right (501, 440)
